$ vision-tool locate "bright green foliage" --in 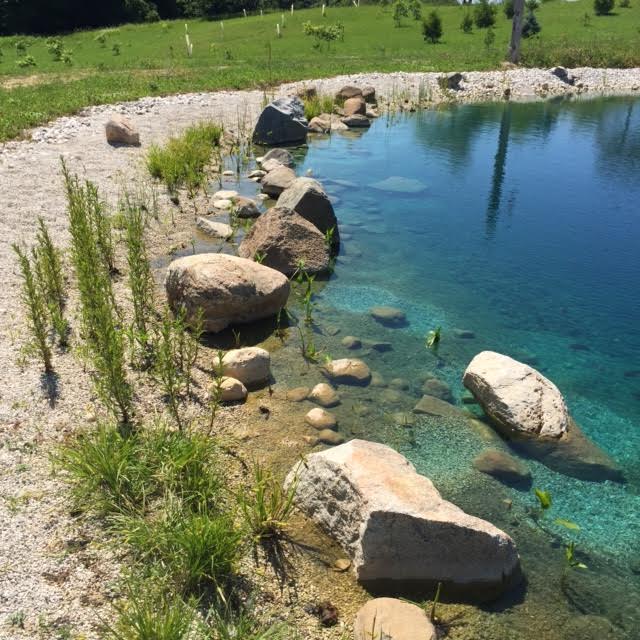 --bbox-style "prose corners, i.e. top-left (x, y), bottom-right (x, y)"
top-left (392, 0), bottom-right (409, 27)
top-left (564, 541), bottom-right (588, 570)
top-left (425, 326), bottom-right (441, 349)
top-left (63, 161), bottom-right (132, 425)
top-left (237, 462), bottom-right (298, 542)
top-left (302, 21), bottom-right (343, 50)
top-left (461, 11), bottom-right (473, 33)
top-left (555, 518), bottom-right (581, 531)
top-left (475, 0), bottom-right (497, 28)
top-left (147, 122), bottom-right (222, 194)
top-left (594, 0), bottom-right (615, 14)
top-left (534, 488), bottom-right (552, 510)
top-left (33, 217), bottom-right (68, 347)
top-left (120, 191), bottom-right (155, 366)
top-left (12, 243), bottom-right (53, 373)
top-left (303, 94), bottom-right (335, 120)
top-left (207, 605), bottom-right (291, 640)
top-left (422, 11), bottom-right (443, 43)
